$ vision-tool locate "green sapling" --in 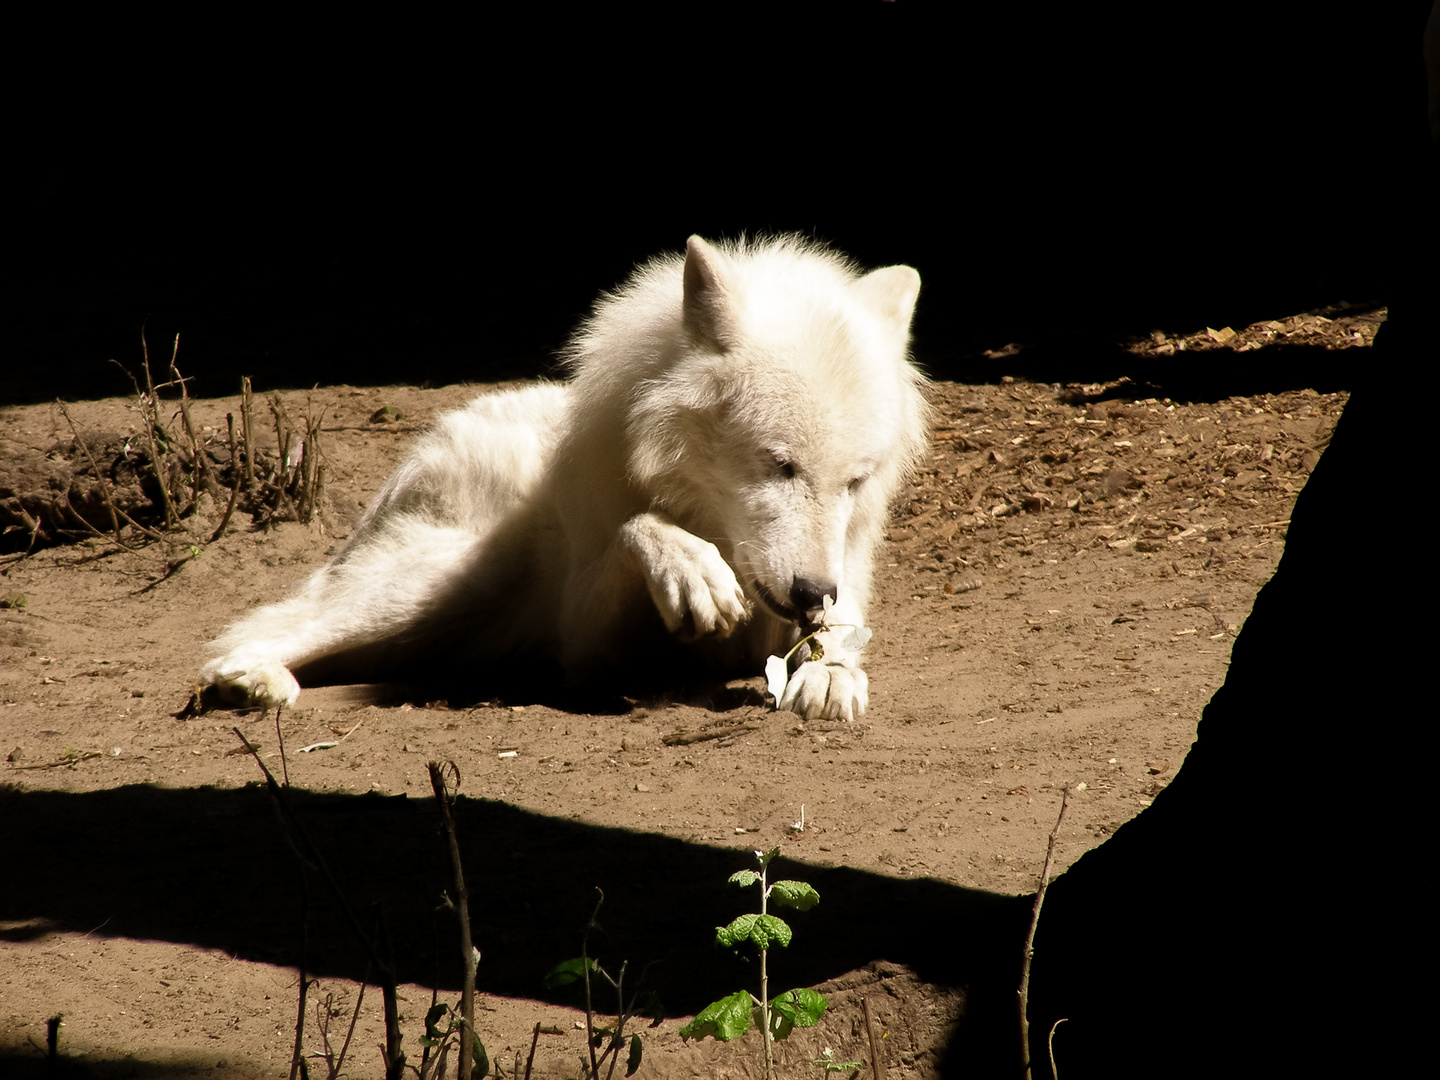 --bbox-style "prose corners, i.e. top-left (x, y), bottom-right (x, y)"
top-left (679, 847), bottom-right (827, 1080)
